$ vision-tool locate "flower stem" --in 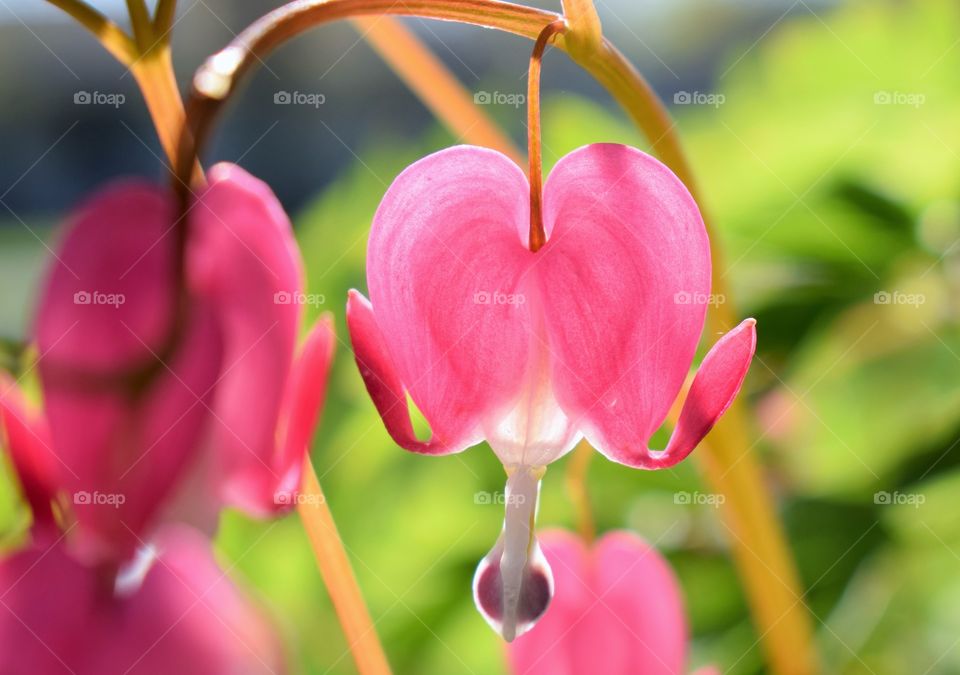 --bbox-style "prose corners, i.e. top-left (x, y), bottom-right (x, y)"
top-left (298, 456), bottom-right (391, 675)
top-left (130, 46), bottom-right (188, 168)
top-left (46, 0), bottom-right (186, 169)
top-left (125, 0), bottom-right (153, 50)
top-left (526, 20), bottom-right (565, 252)
top-left (44, 0), bottom-right (138, 65)
top-left (560, 0), bottom-right (601, 55)
top-left (154, 0), bottom-right (178, 37)
top-left (564, 440), bottom-right (595, 544)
